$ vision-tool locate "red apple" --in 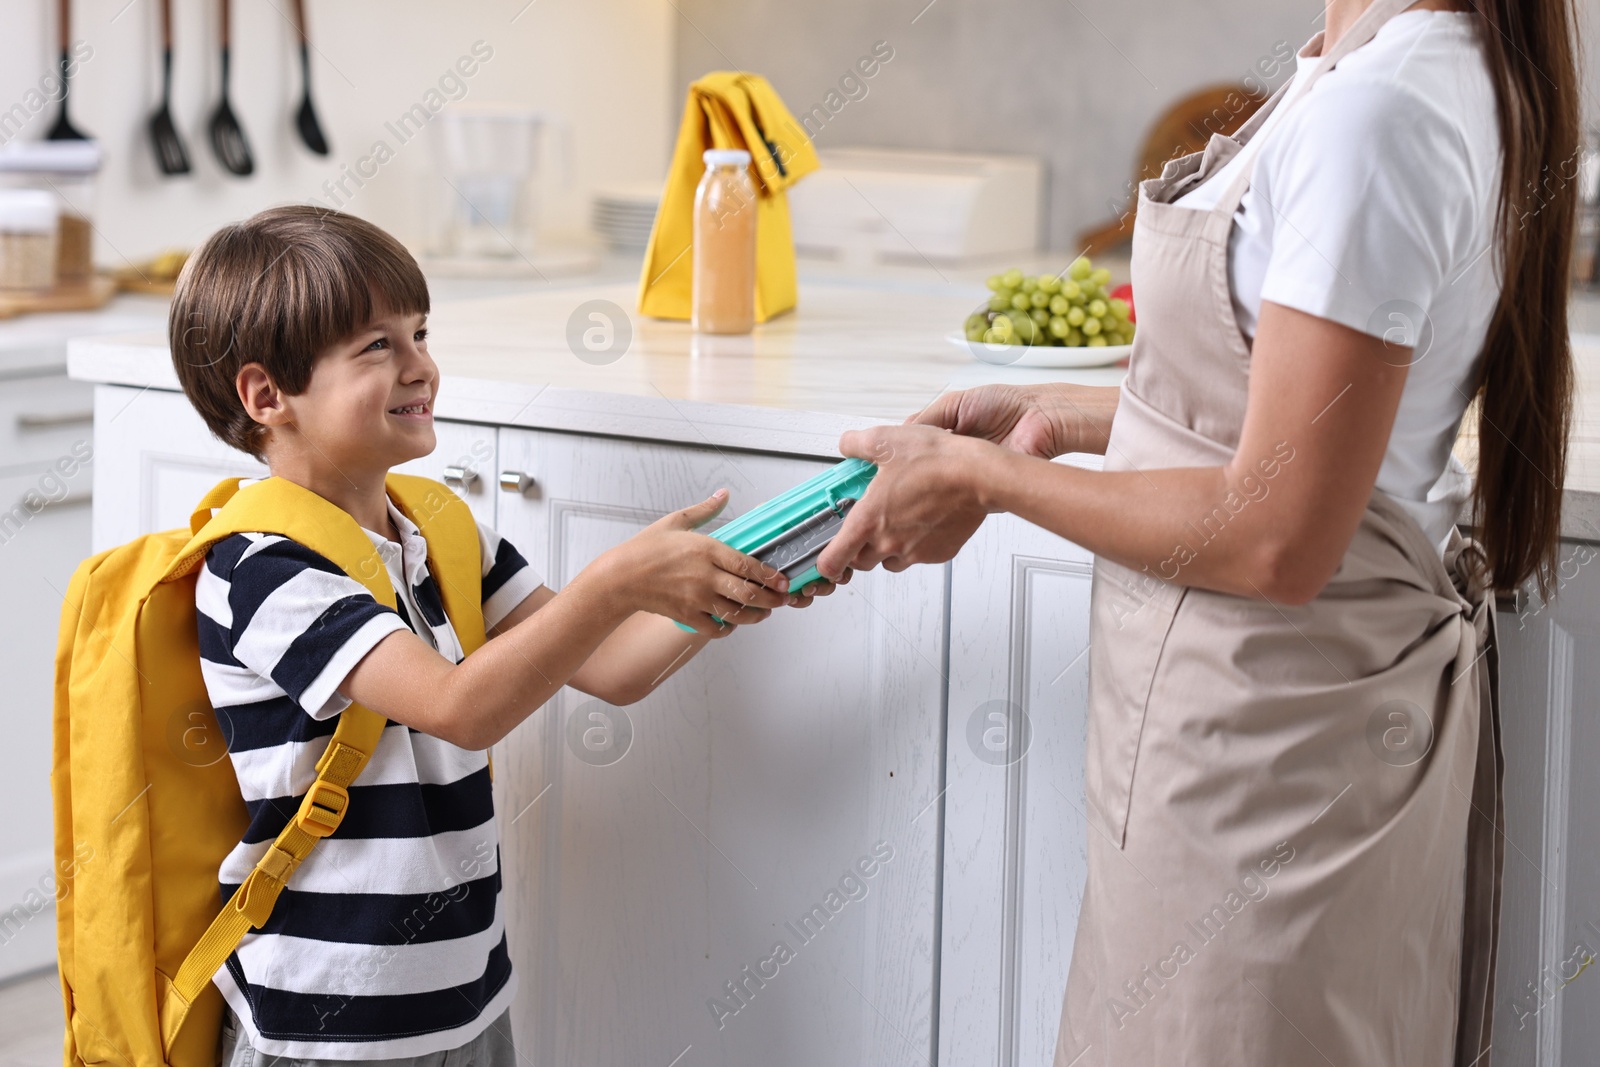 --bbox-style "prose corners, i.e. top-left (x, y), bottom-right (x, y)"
top-left (1110, 283), bottom-right (1135, 323)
